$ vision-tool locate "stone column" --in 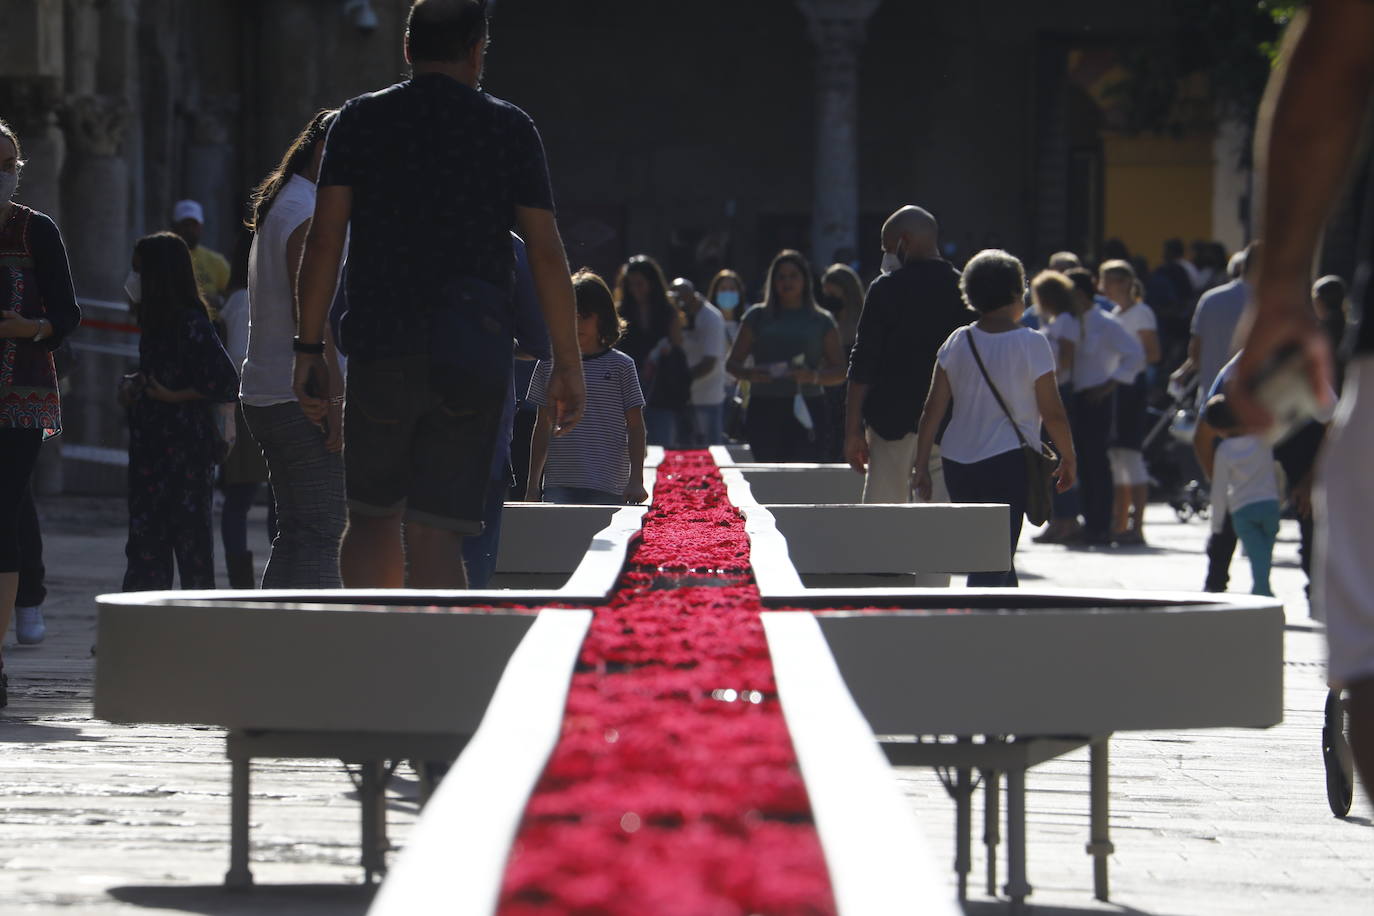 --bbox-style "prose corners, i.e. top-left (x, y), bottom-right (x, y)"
top-left (183, 96), bottom-right (240, 253)
top-left (60, 94), bottom-right (130, 301)
top-left (797, 0), bottom-right (881, 268)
